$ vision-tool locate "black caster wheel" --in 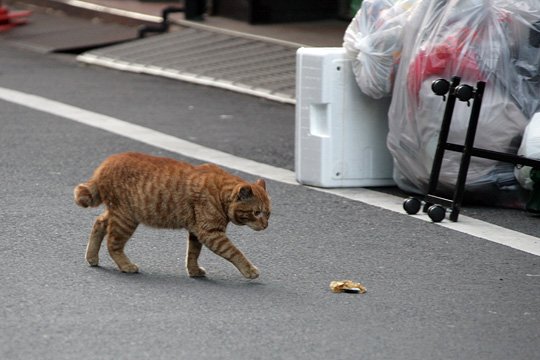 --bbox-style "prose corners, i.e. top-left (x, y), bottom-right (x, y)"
top-left (431, 78), bottom-right (450, 96)
top-left (455, 84), bottom-right (475, 102)
top-left (427, 205), bottom-right (446, 222)
top-left (403, 197), bottom-right (422, 215)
